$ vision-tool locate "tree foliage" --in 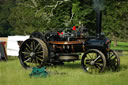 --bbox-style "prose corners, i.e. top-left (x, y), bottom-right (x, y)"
top-left (0, 0), bottom-right (15, 36)
top-left (103, 0), bottom-right (128, 41)
top-left (0, 0), bottom-right (127, 41)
